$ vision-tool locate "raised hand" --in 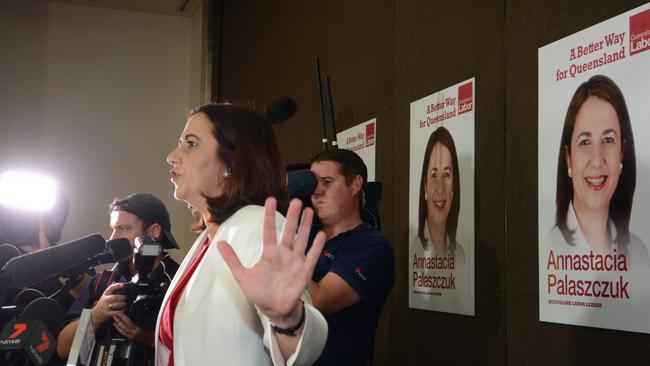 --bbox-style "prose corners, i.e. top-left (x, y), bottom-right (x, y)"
top-left (218, 197), bottom-right (326, 326)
